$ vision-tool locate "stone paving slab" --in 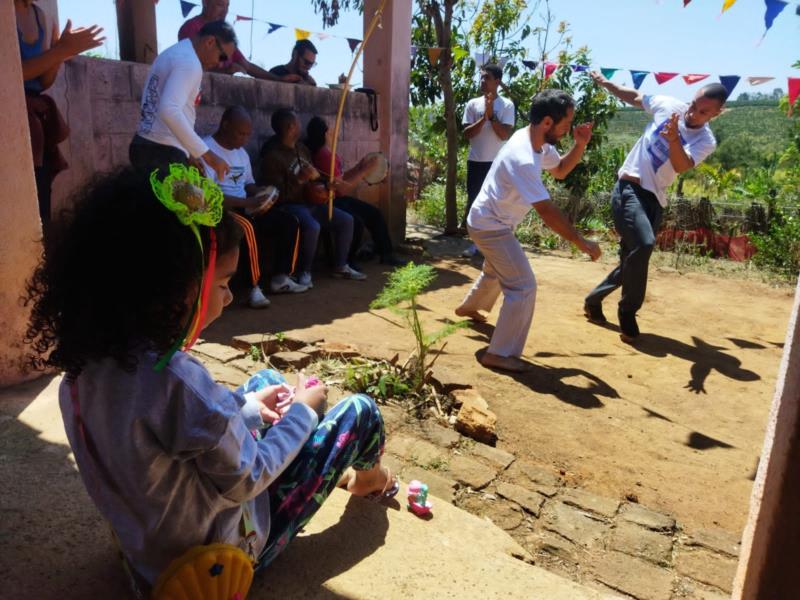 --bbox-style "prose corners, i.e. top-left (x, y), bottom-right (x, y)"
top-left (543, 502), bottom-right (609, 548)
top-left (471, 442), bottom-right (516, 469)
top-left (609, 521), bottom-right (673, 566)
top-left (190, 342), bottom-right (246, 363)
top-left (496, 482), bottom-right (546, 517)
top-left (683, 527), bottom-right (741, 558)
top-left (618, 503), bottom-right (676, 532)
top-left (416, 419), bottom-right (461, 448)
top-left (591, 550), bottom-right (674, 600)
top-left (204, 361), bottom-right (250, 388)
top-left (268, 351), bottom-right (312, 370)
top-left (530, 530), bottom-right (581, 564)
top-left (675, 547), bottom-right (737, 594)
top-left (561, 488), bottom-right (621, 519)
top-left (447, 455), bottom-right (498, 489)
